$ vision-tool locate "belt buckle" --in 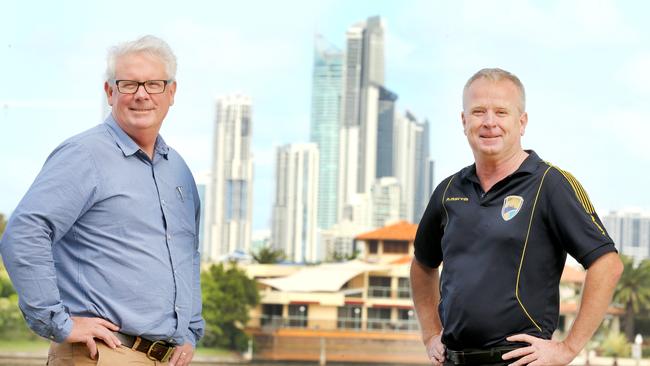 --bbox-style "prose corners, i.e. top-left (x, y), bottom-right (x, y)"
top-left (146, 340), bottom-right (174, 362)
